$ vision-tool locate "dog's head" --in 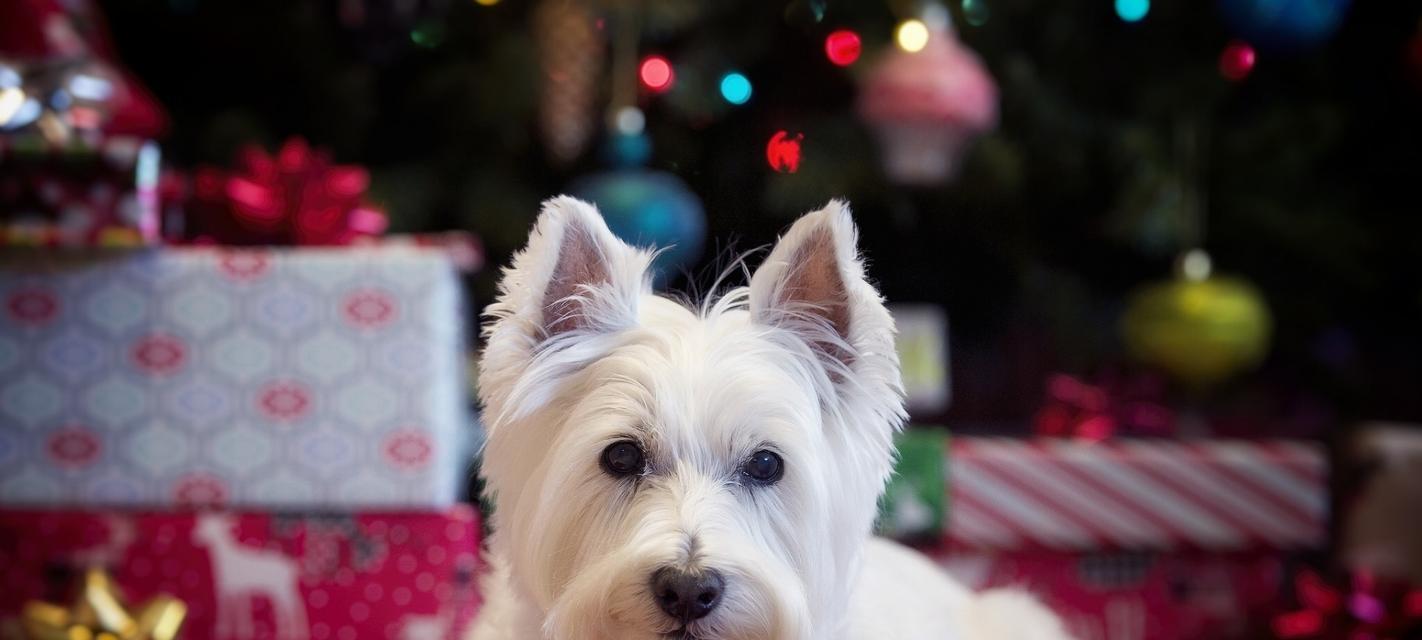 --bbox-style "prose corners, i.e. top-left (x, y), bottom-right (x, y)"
top-left (478, 197), bottom-right (905, 640)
